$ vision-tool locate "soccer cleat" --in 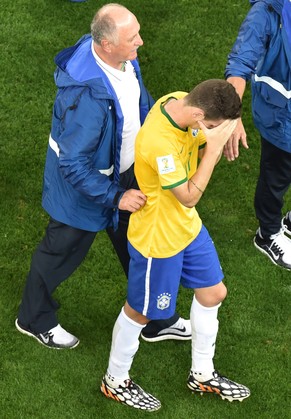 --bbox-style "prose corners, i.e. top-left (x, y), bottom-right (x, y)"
top-left (15, 318), bottom-right (79, 349)
top-left (100, 374), bottom-right (161, 411)
top-left (187, 370), bottom-right (250, 402)
top-left (254, 228), bottom-right (291, 270)
top-left (282, 211), bottom-right (291, 235)
top-left (141, 317), bottom-right (191, 342)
